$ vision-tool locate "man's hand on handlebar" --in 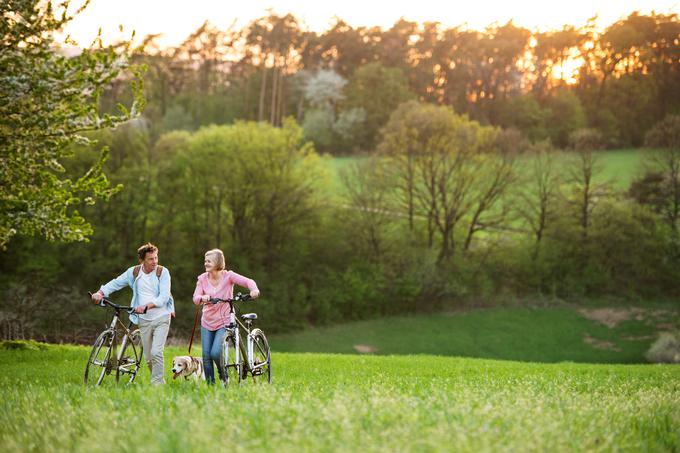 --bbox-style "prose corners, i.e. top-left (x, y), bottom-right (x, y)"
top-left (134, 304), bottom-right (152, 314)
top-left (91, 291), bottom-right (104, 304)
